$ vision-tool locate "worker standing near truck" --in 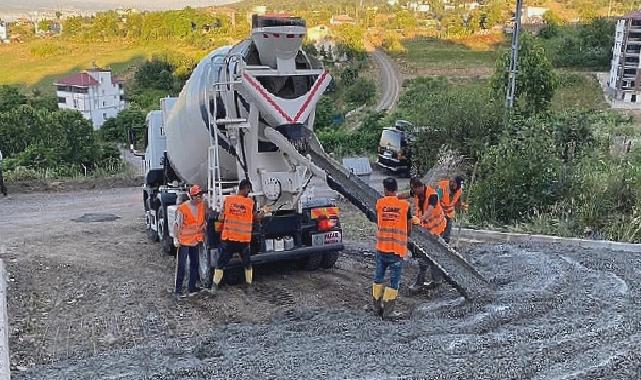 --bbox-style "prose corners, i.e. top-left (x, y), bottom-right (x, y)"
top-left (373, 177), bottom-right (412, 320)
top-left (437, 176), bottom-right (467, 243)
top-left (173, 185), bottom-right (206, 299)
top-left (404, 177), bottom-right (446, 293)
top-left (213, 179), bottom-right (264, 292)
